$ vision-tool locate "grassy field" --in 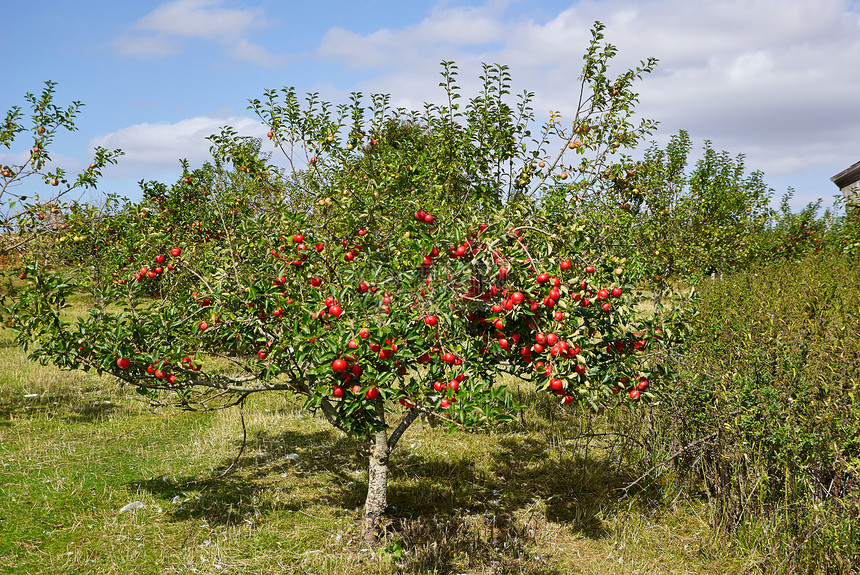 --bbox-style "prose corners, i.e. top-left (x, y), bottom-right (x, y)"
top-left (0, 306), bottom-right (748, 575)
